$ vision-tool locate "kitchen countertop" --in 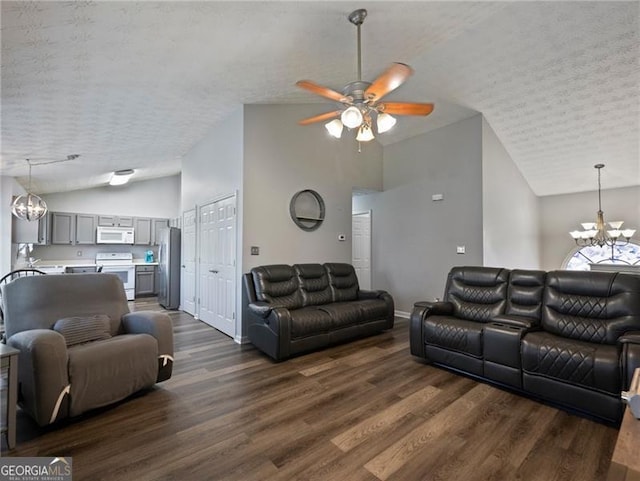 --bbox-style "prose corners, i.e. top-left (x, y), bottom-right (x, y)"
top-left (35, 260), bottom-right (159, 267)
